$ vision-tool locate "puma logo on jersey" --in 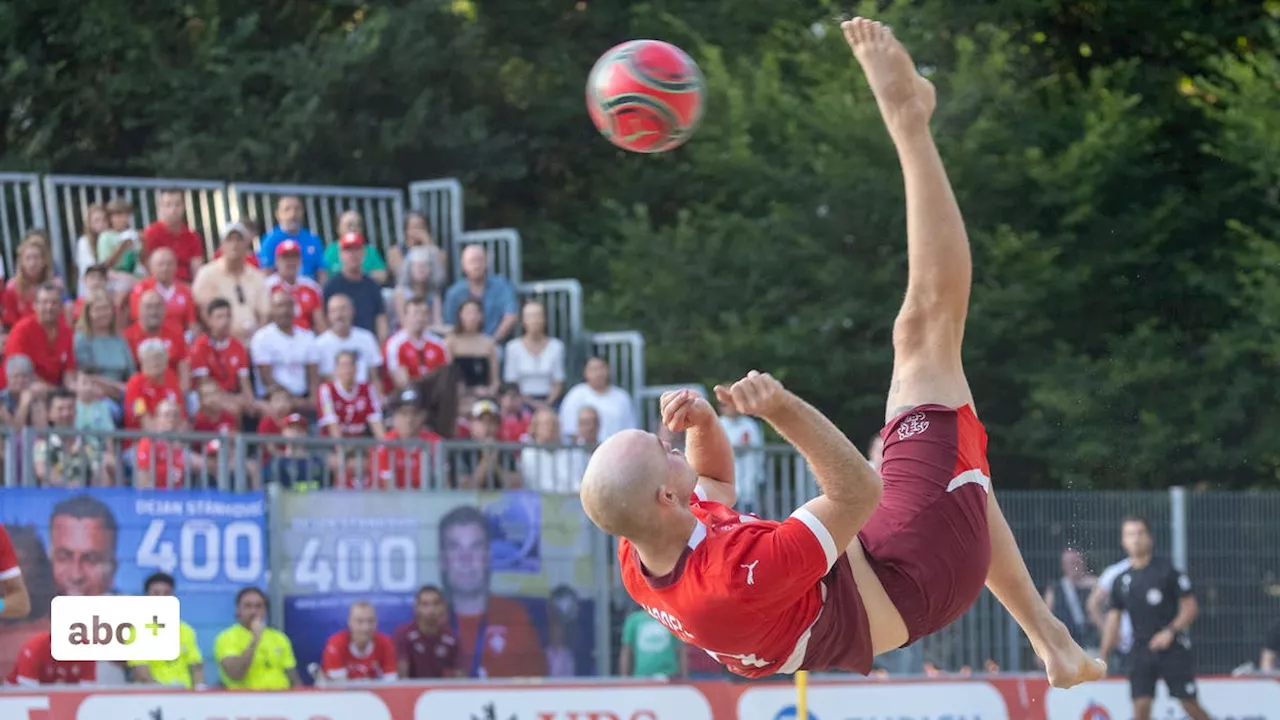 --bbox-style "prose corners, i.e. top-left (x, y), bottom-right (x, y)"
top-left (740, 560), bottom-right (759, 586)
